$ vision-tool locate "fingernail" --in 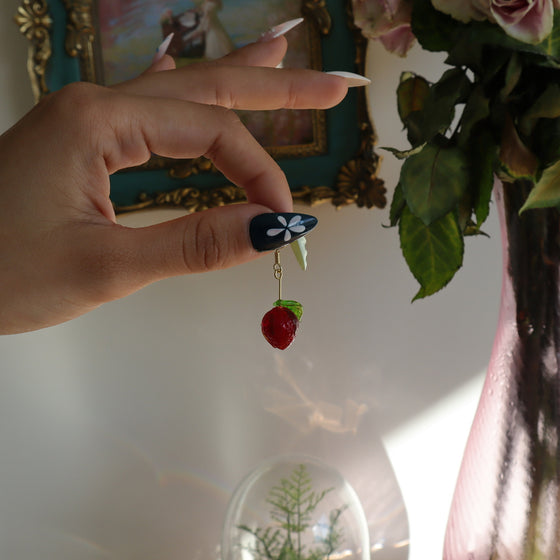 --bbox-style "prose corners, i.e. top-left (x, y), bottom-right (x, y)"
top-left (152, 33), bottom-right (174, 63)
top-left (327, 71), bottom-right (371, 87)
top-left (258, 18), bottom-right (304, 42)
top-left (250, 213), bottom-right (318, 252)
